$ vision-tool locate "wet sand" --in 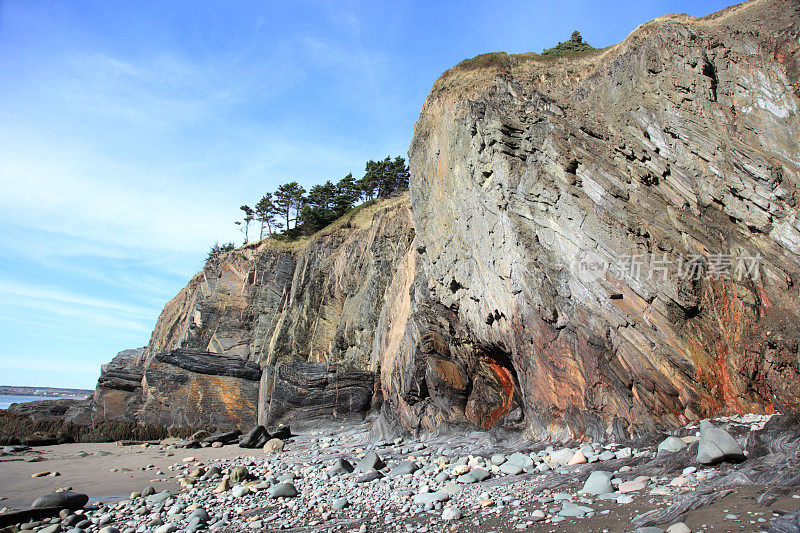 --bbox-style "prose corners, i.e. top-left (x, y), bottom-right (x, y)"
top-left (0, 442), bottom-right (256, 510)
